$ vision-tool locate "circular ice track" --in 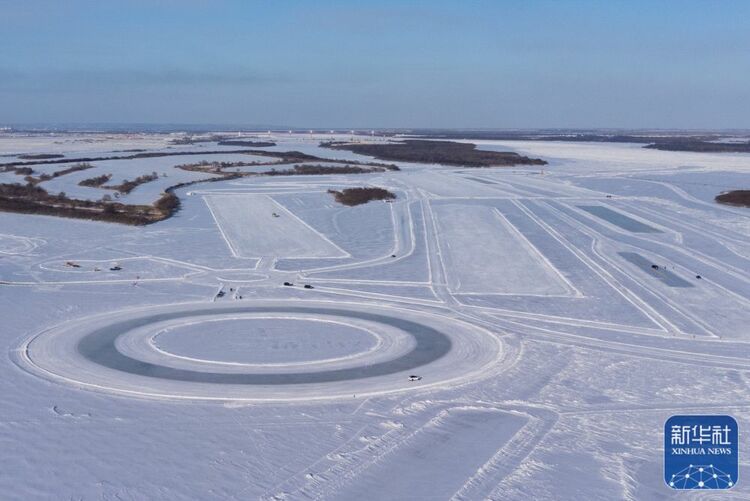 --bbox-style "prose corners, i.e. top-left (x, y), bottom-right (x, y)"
top-left (17, 301), bottom-right (501, 402)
